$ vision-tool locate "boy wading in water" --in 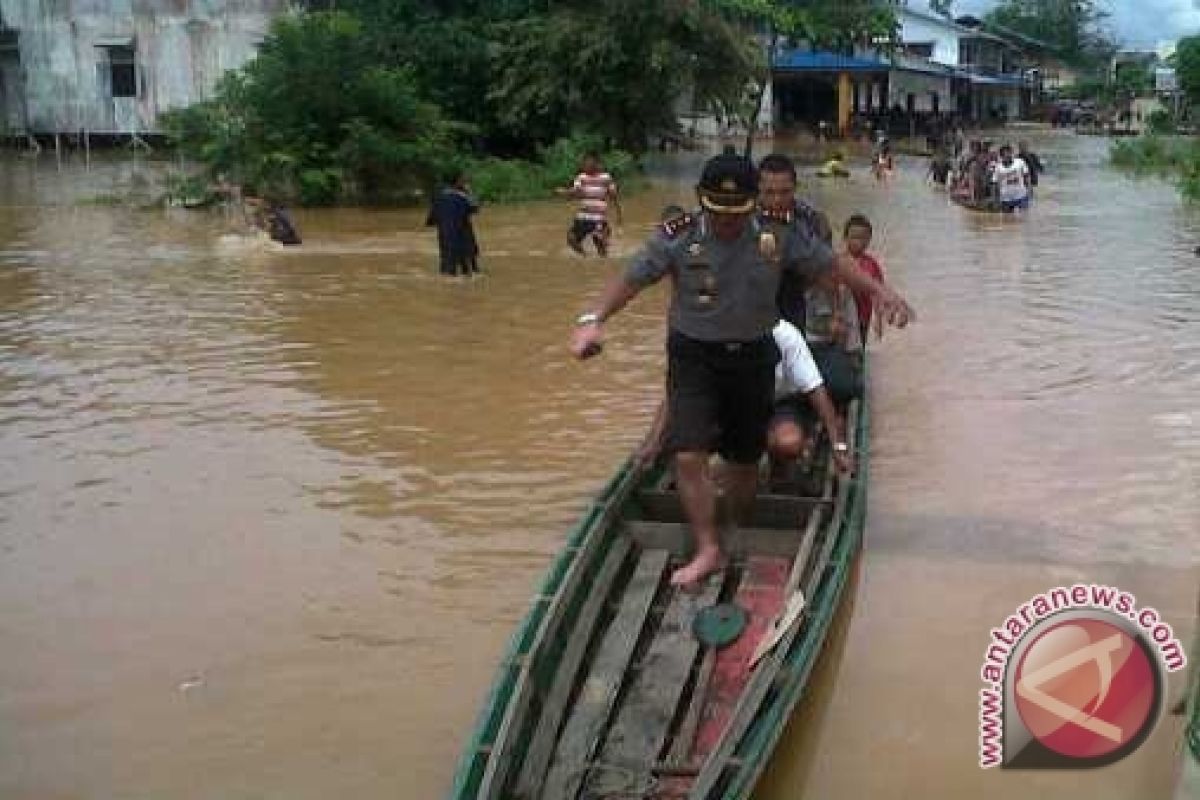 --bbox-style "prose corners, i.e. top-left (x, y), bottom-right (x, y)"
top-left (558, 153), bottom-right (619, 257)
